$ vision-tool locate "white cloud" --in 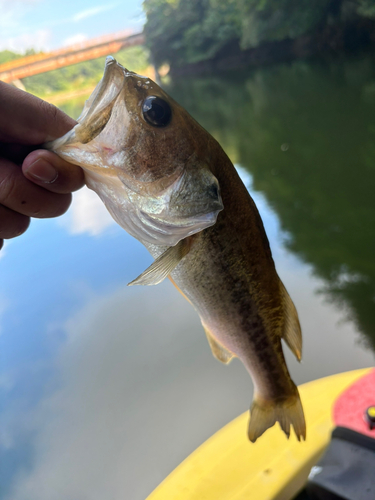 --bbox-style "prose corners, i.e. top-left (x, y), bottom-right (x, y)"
top-left (0, 1), bottom-right (43, 46)
top-left (59, 186), bottom-right (116, 236)
top-left (0, 28), bottom-right (51, 52)
top-left (0, 0), bottom-right (50, 52)
top-left (0, 1), bottom-right (50, 52)
top-left (3, 282), bottom-right (251, 500)
top-left (72, 4), bottom-right (117, 23)
top-left (0, 0), bottom-right (40, 14)
top-left (62, 33), bottom-right (88, 47)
